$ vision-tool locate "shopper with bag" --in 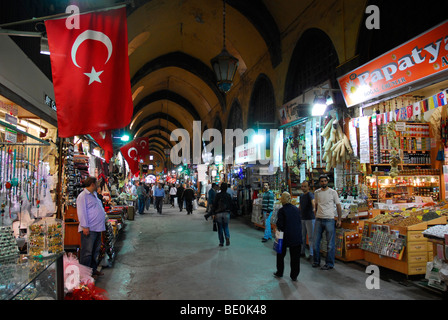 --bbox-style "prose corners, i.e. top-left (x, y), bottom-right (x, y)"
top-left (273, 192), bottom-right (302, 282)
top-left (210, 183), bottom-right (233, 247)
